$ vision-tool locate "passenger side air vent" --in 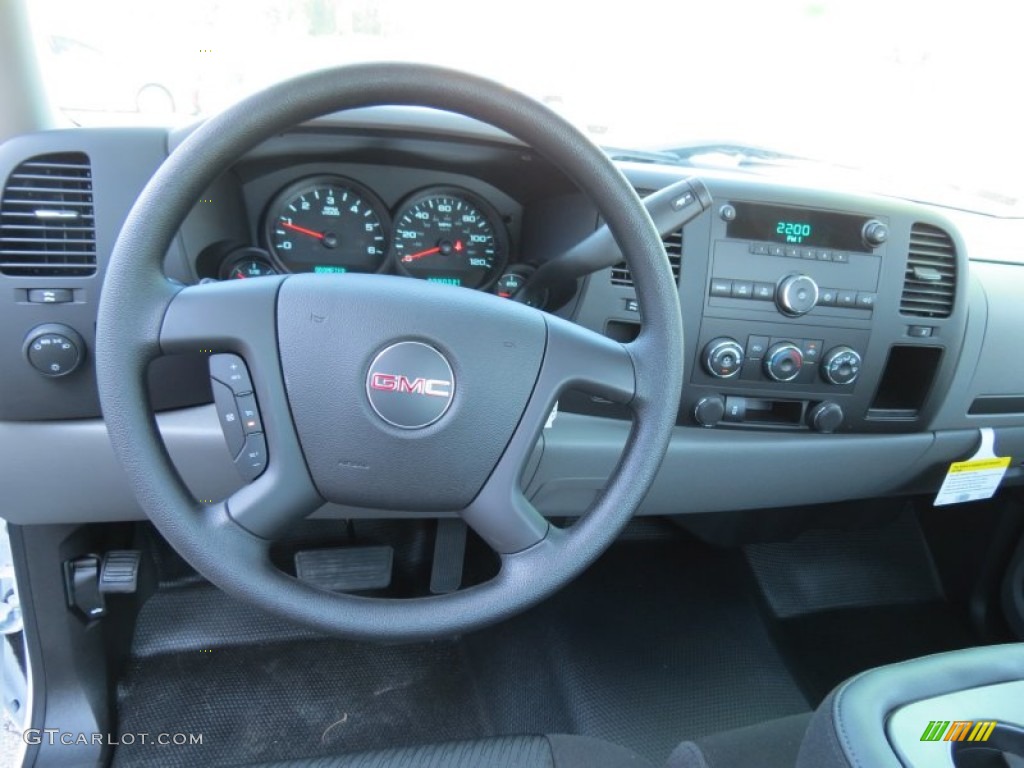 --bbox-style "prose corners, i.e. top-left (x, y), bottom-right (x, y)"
top-left (900, 223), bottom-right (956, 318)
top-left (0, 152), bottom-right (96, 276)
